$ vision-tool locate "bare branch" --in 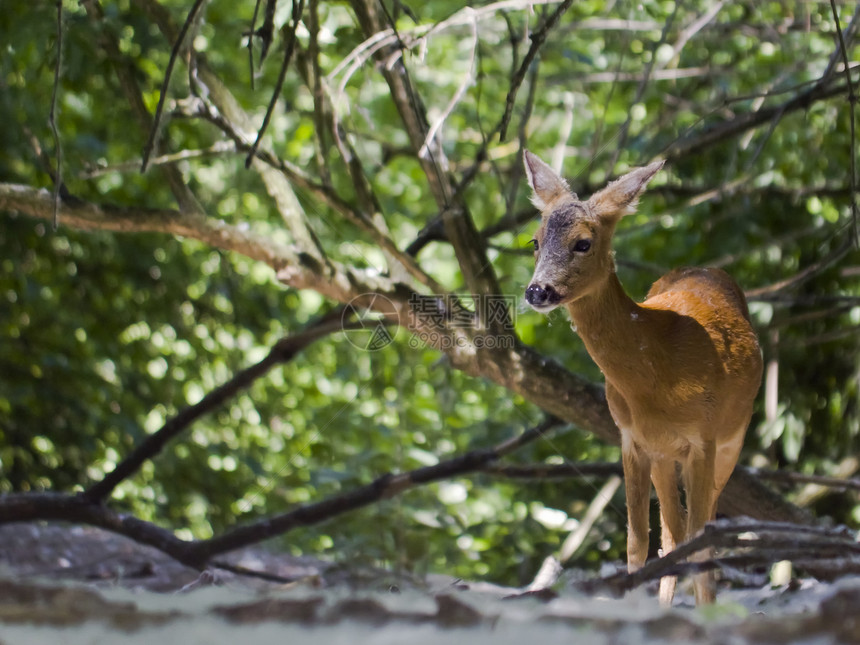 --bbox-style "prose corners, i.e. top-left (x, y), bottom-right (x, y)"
top-left (82, 0), bottom-right (203, 214)
top-left (419, 12), bottom-right (479, 159)
top-left (185, 417), bottom-right (563, 564)
top-left (666, 74), bottom-right (859, 163)
top-left (581, 518), bottom-right (860, 597)
top-left (665, 1), bottom-right (726, 68)
top-left (246, 0), bottom-right (305, 168)
top-left (744, 464), bottom-right (860, 495)
top-left (79, 141), bottom-right (238, 178)
top-left (305, 0), bottom-right (332, 188)
top-left (83, 313), bottom-right (355, 502)
top-left (0, 183), bottom-right (399, 307)
top-left (142, 0), bottom-right (207, 173)
top-left (483, 461), bottom-right (623, 480)
top-left (188, 64), bottom-right (445, 293)
top-left (604, 2), bottom-right (677, 178)
top-left (499, 0), bottom-right (574, 141)
top-left (558, 475), bottom-right (622, 563)
top-left (246, 0), bottom-right (264, 88)
top-left (49, 0), bottom-right (64, 230)
top-left (828, 0), bottom-right (859, 245)
top-left (0, 493), bottom-right (194, 564)
top-left (350, 0), bottom-right (503, 306)
top-left (745, 237), bottom-right (853, 300)
top-left (0, 418), bottom-right (563, 568)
